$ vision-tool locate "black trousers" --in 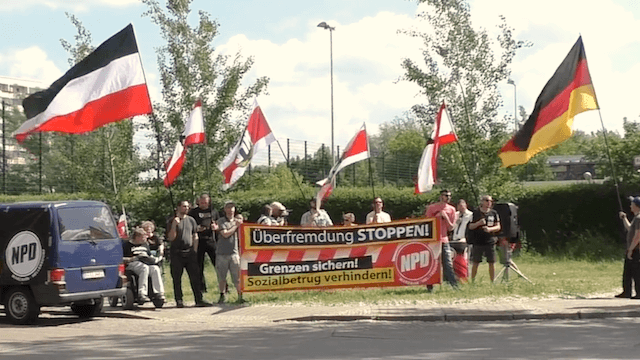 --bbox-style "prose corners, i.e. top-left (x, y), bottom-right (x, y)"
top-left (170, 249), bottom-right (202, 303)
top-left (197, 237), bottom-right (216, 292)
top-left (622, 249), bottom-right (640, 297)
